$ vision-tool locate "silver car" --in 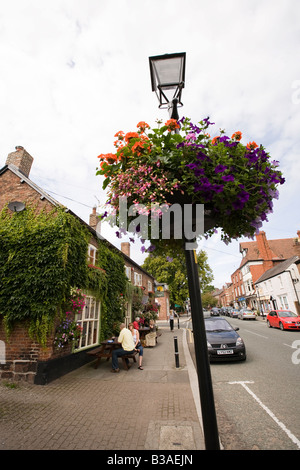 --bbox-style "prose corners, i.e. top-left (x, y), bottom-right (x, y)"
top-left (238, 309), bottom-right (256, 320)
